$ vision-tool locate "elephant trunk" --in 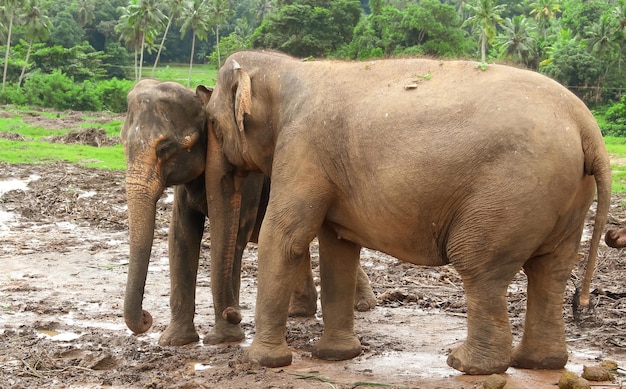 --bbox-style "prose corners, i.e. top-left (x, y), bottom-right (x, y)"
top-left (605, 228), bottom-right (626, 248)
top-left (123, 168), bottom-right (164, 334)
